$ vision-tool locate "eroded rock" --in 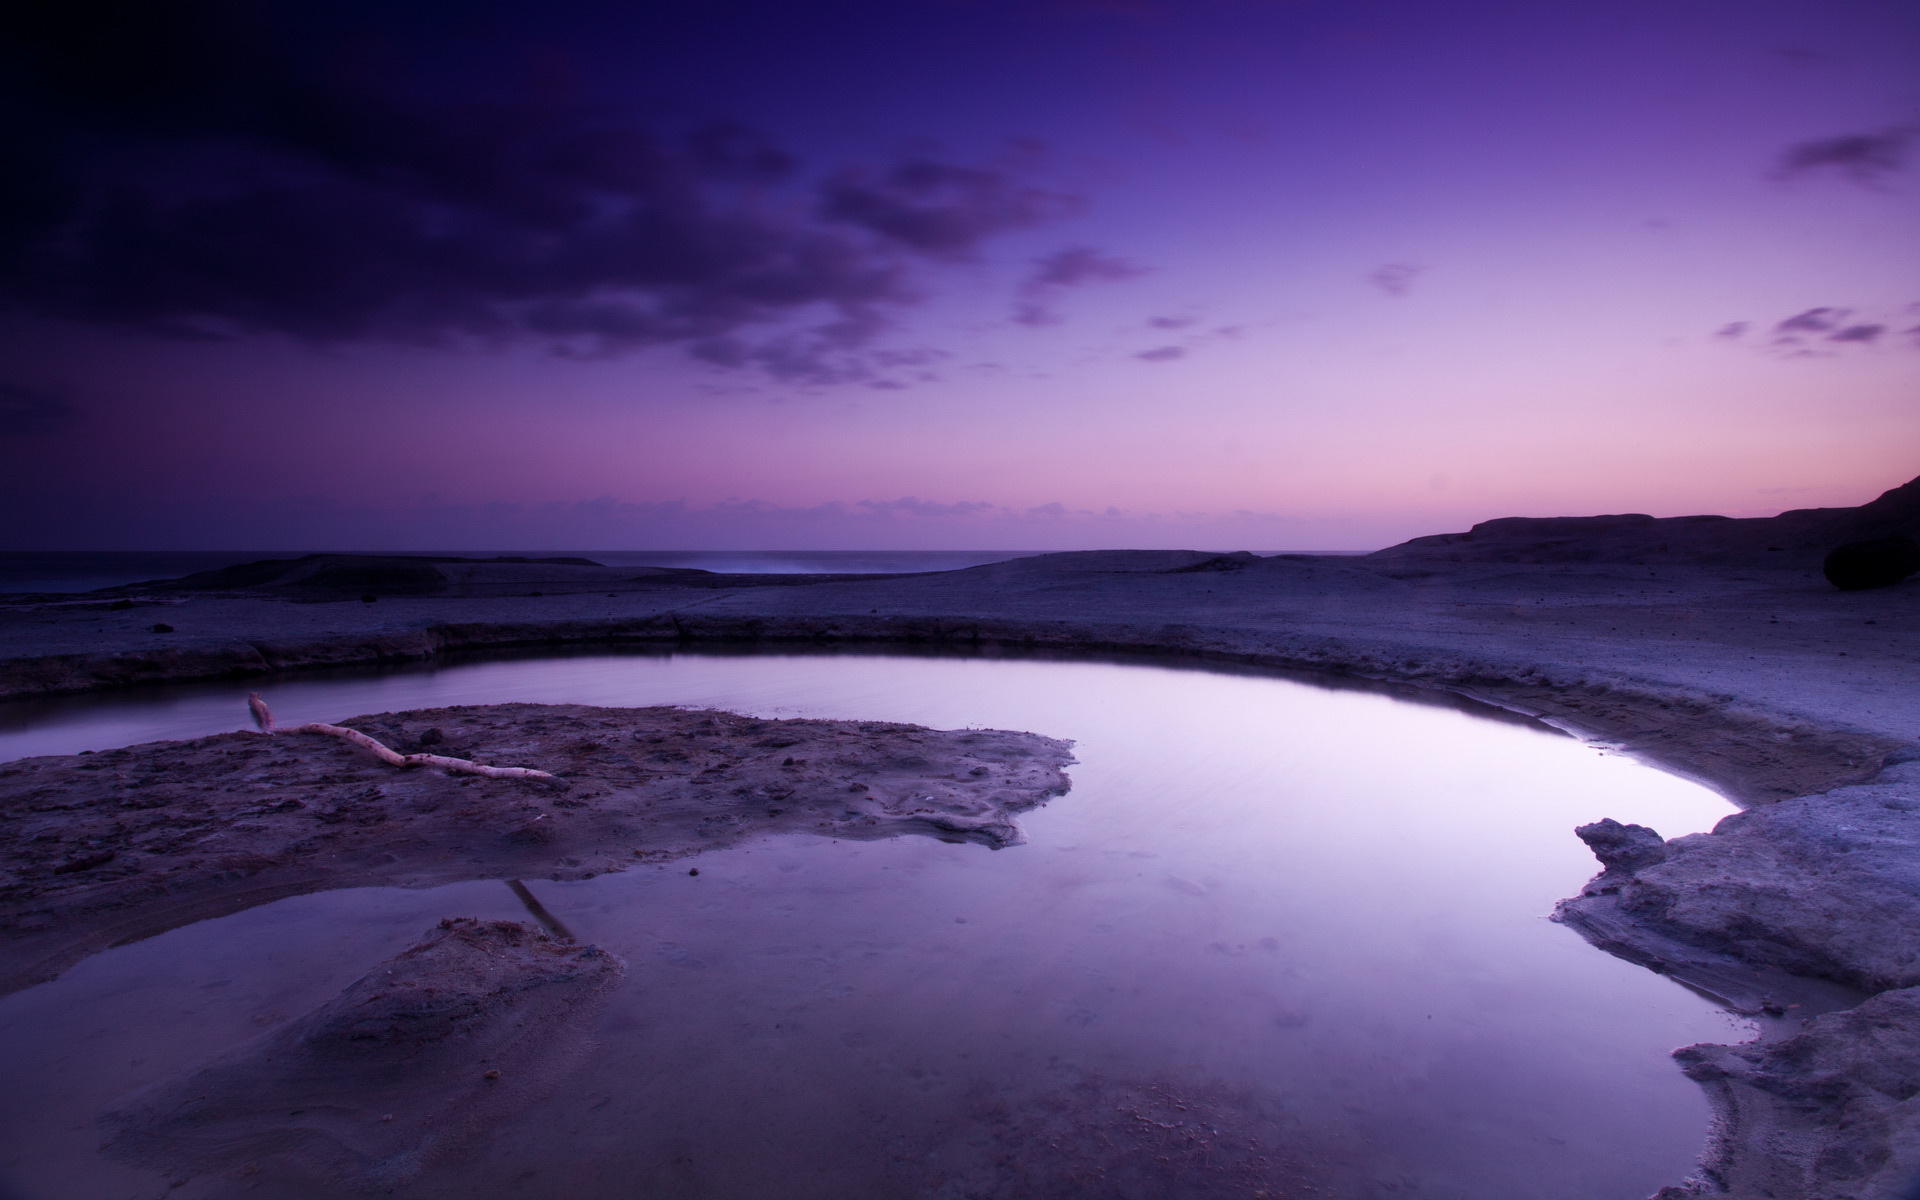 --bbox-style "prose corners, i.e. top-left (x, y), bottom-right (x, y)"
top-left (0, 703), bottom-right (1074, 996)
top-left (1657, 987), bottom-right (1920, 1199)
top-left (1559, 762), bottom-right (1920, 1197)
top-left (1560, 763), bottom-right (1920, 995)
top-left (1575, 817), bottom-right (1671, 876)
